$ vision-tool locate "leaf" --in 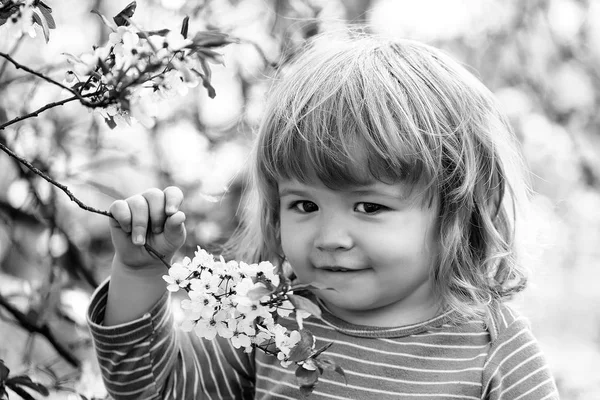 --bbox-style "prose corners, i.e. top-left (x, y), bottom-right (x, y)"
top-left (31, 7), bottom-right (51, 43)
top-left (5, 384), bottom-right (37, 400)
top-left (90, 9), bottom-right (116, 31)
top-left (246, 283), bottom-right (273, 301)
top-left (113, 1), bottom-right (136, 27)
top-left (295, 366), bottom-right (319, 390)
top-left (287, 294), bottom-right (322, 319)
top-left (105, 116), bottom-right (117, 130)
top-left (193, 48), bottom-right (224, 65)
top-left (299, 383), bottom-right (315, 396)
top-left (0, 2), bottom-right (20, 27)
top-left (180, 15), bottom-right (189, 39)
top-left (192, 63), bottom-right (216, 99)
top-left (310, 341), bottom-right (333, 358)
top-left (296, 366), bottom-right (319, 396)
top-left (37, 1), bottom-right (55, 28)
top-left (288, 329), bottom-right (315, 362)
top-left (138, 28), bottom-right (170, 38)
top-left (290, 282), bottom-right (335, 292)
top-left (0, 359), bottom-right (9, 381)
top-left (62, 52), bottom-right (84, 65)
top-left (315, 356), bottom-right (347, 383)
top-left (191, 31), bottom-right (236, 48)
top-left (6, 375), bottom-right (50, 395)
